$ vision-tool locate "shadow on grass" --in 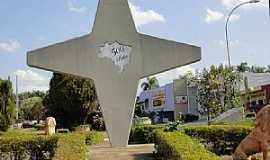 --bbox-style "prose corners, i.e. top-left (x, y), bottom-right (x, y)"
top-left (132, 153), bottom-right (155, 160)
